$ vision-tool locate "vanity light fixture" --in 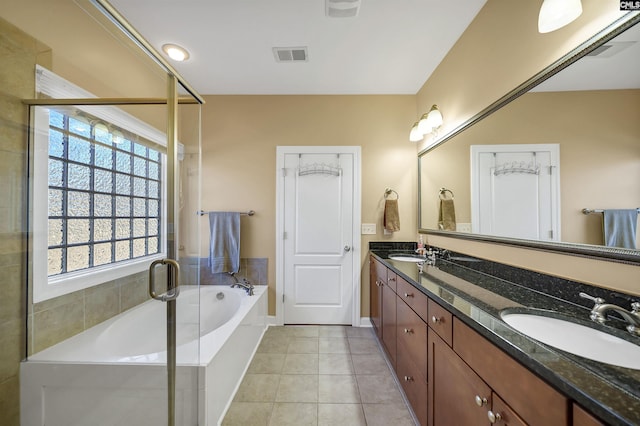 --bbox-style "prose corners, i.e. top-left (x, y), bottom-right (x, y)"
top-left (162, 43), bottom-right (190, 62)
top-left (410, 104), bottom-right (443, 141)
top-left (409, 122), bottom-right (423, 142)
top-left (538, 0), bottom-right (583, 34)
